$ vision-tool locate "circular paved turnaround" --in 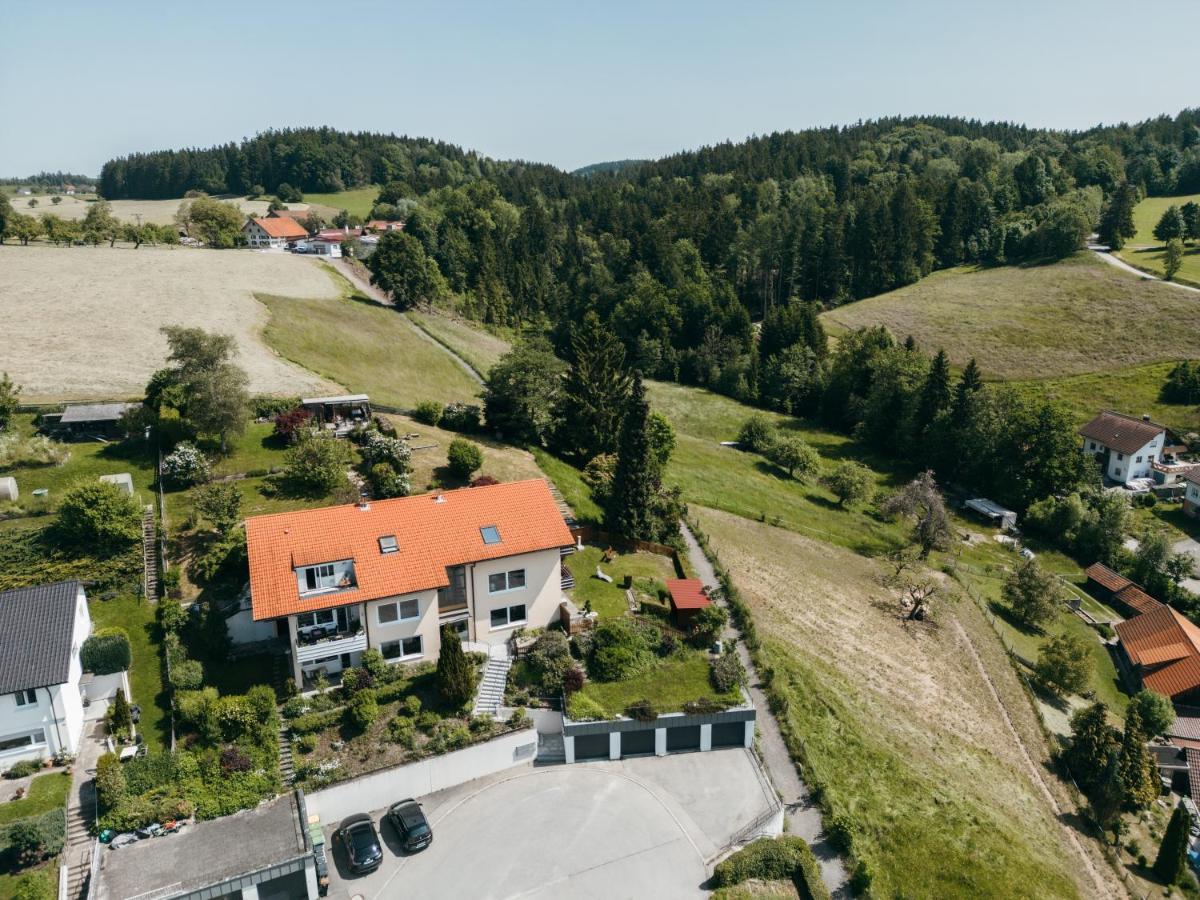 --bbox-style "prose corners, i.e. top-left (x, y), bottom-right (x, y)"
top-left (382, 767), bottom-right (707, 899)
